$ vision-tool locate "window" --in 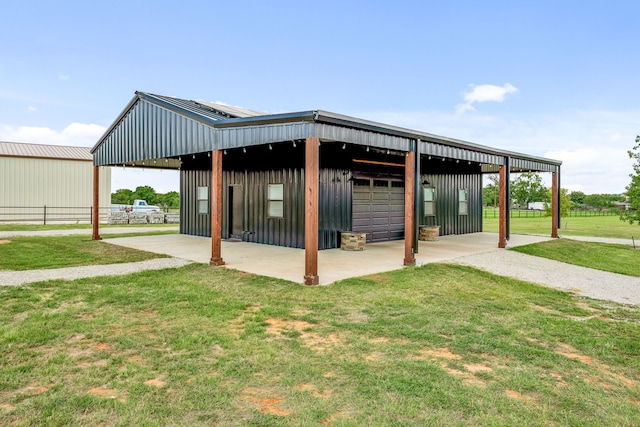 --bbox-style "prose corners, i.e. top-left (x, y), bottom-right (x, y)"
top-left (268, 184), bottom-right (284, 218)
top-left (197, 186), bottom-right (209, 214)
top-left (458, 189), bottom-right (468, 215)
top-left (423, 187), bottom-right (436, 216)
